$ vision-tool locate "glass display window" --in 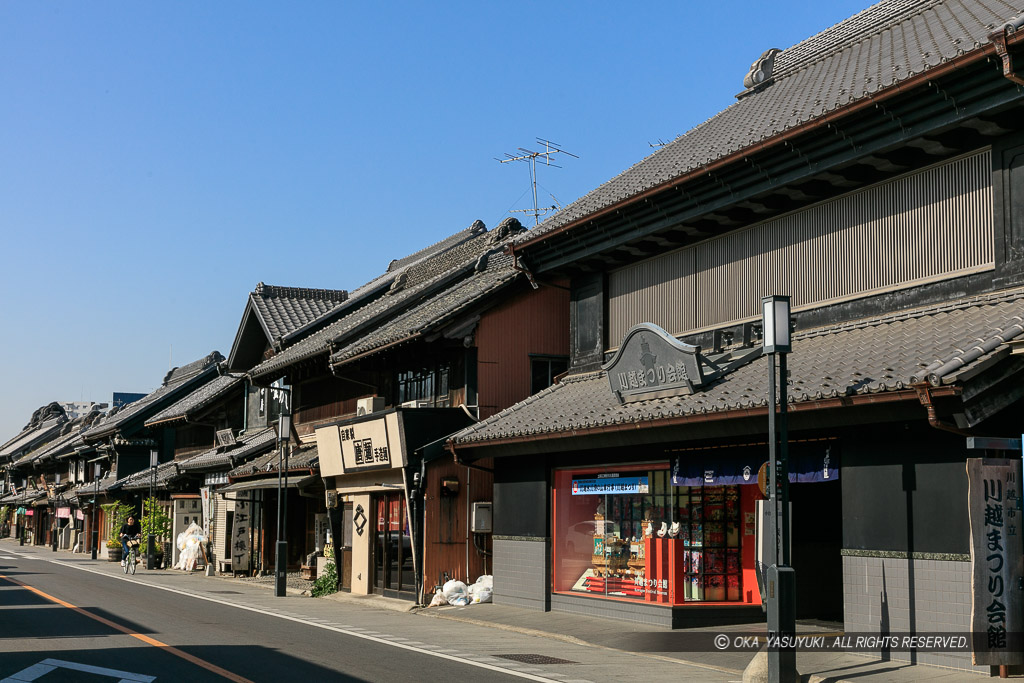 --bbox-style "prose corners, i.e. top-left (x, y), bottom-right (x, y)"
top-left (553, 464), bottom-right (750, 605)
